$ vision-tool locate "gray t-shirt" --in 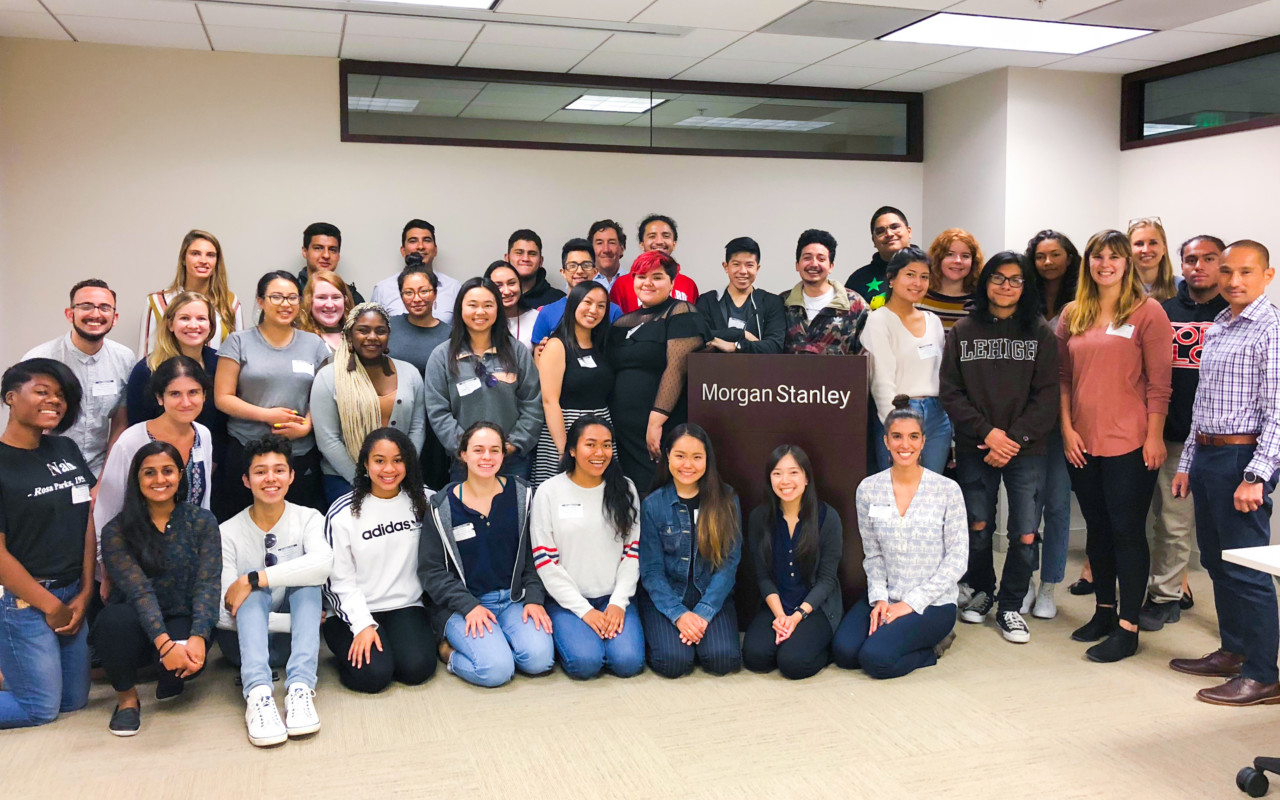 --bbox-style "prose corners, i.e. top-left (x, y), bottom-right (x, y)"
top-left (219, 327), bottom-right (331, 452)
top-left (387, 315), bottom-right (451, 376)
